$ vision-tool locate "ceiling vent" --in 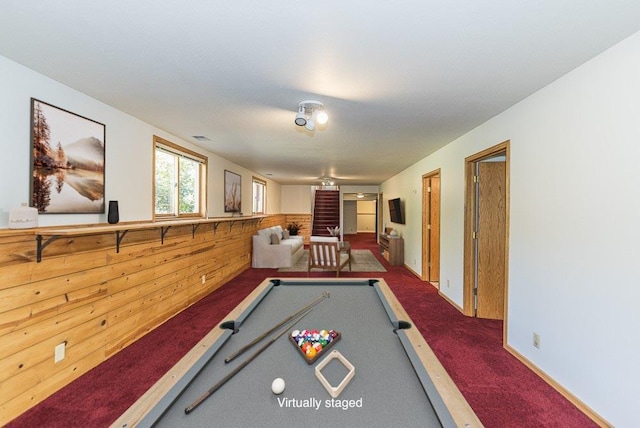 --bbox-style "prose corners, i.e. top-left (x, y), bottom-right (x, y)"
top-left (192, 135), bottom-right (211, 141)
